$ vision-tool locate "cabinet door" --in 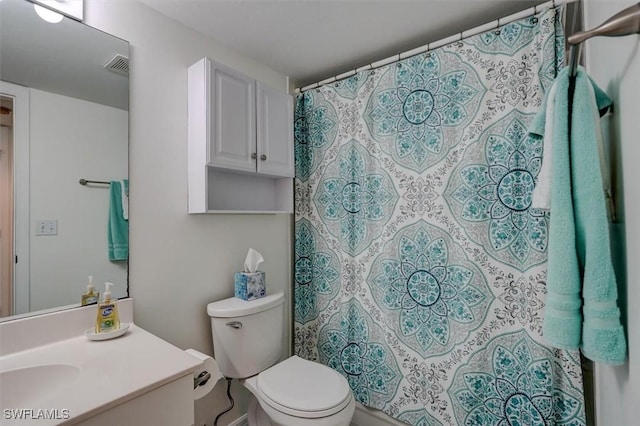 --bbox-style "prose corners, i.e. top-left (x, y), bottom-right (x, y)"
top-left (256, 82), bottom-right (294, 177)
top-left (209, 60), bottom-right (256, 173)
